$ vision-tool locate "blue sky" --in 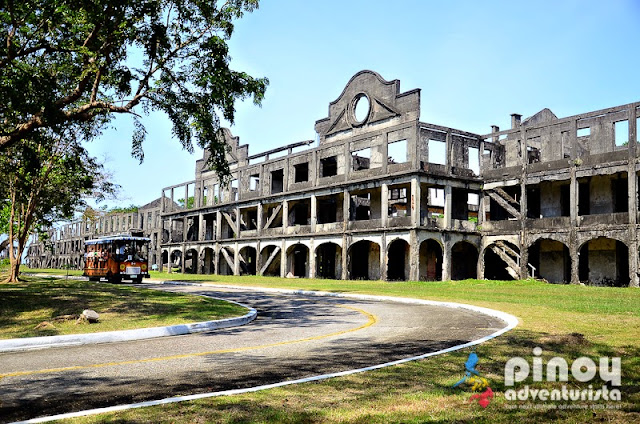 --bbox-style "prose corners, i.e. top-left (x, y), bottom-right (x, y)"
top-left (86, 0), bottom-right (640, 209)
